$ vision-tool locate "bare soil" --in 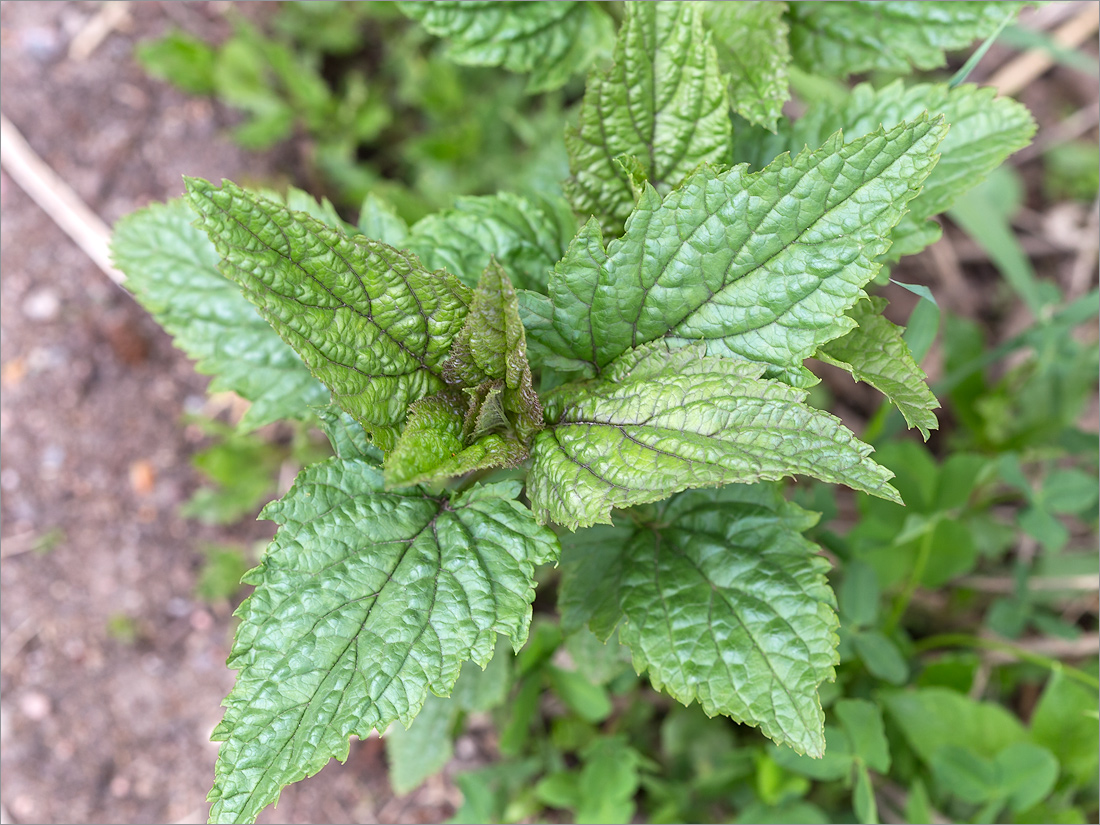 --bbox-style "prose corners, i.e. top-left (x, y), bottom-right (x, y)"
top-left (0, 3), bottom-right (467, 823)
